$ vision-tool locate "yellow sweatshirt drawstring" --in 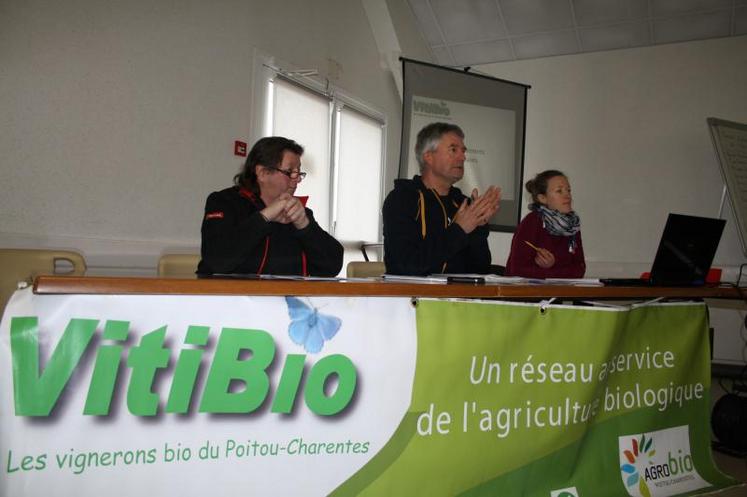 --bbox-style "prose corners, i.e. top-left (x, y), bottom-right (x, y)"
top-left (429, 190), bottom-right (451, 273)
top-left (430, 190), bottom-right (449, 228)
top-left (416, 191), bottom-right (427, 239)
top-left (415, 189), bottom-right (455, 273)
